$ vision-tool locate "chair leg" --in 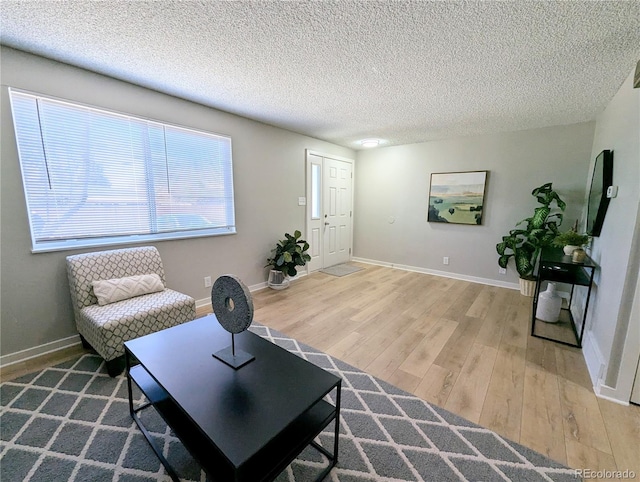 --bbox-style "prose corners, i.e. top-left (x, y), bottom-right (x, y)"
top-left (79, 334), bottom-right (92, 350)
top-left (105, 356), bottom-right (125, 377)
